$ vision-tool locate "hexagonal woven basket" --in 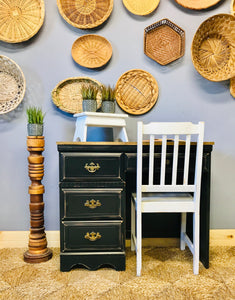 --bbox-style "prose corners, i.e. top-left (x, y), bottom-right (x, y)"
top-left (191, 14), bottom-right (235, 82)
top-left (57, 0), bottom-right (113, 29)
top-left (0, 55), bottom-right (26, 114)
top-left (0, 0), bottom-right (45, 43)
